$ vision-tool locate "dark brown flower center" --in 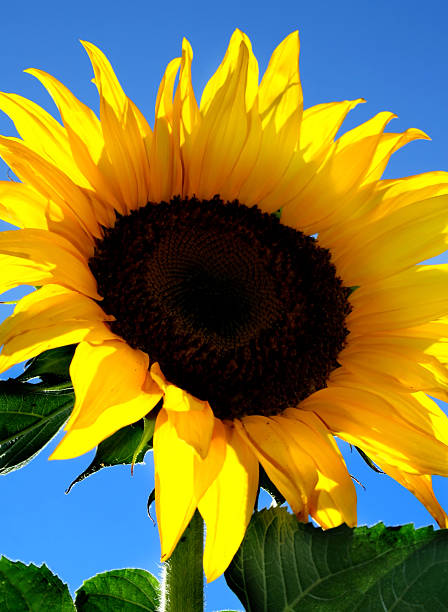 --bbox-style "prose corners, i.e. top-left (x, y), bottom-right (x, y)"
top-left (89, 196), bottom-right (351, 419)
